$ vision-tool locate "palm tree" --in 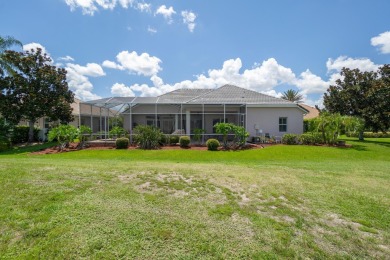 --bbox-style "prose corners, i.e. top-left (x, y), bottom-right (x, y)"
top-left (281, 89), bottom-right (303, 103)
top-left (0, 35), bottom-right (22, 75)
